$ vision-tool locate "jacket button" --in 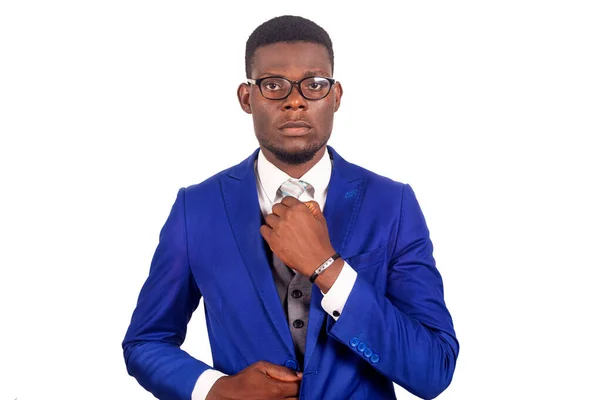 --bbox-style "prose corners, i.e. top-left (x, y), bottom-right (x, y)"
top-left (293, 319), bottom-right (304, 329)
top-left (357, 342), bottom-right (366, 352)
top-left (350, 337), bottom-right (359, 347)
top-left (291, 290), bottom-right (303, 298)
top-left (285, 360), bottom-right (298, 370)
top-left (370, 353), bottom-right (380, 364)
top-left (364, 348), bottom-right (373, 358)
